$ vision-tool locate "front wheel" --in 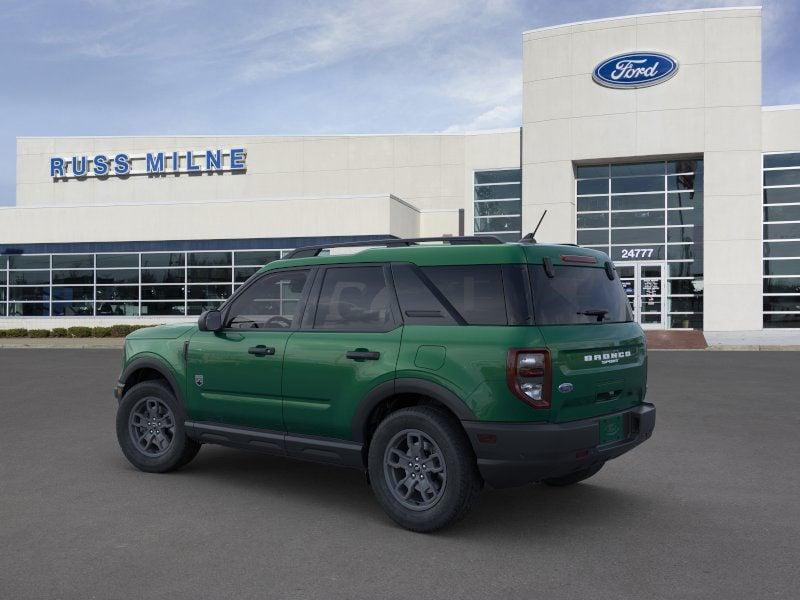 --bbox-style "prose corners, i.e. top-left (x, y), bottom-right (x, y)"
top-left (368, 406), bottom-right (482, 532)
top-left (116, 380), bottom-right (200, 473)
top-left (542, 462), bottom-right (604, 487)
